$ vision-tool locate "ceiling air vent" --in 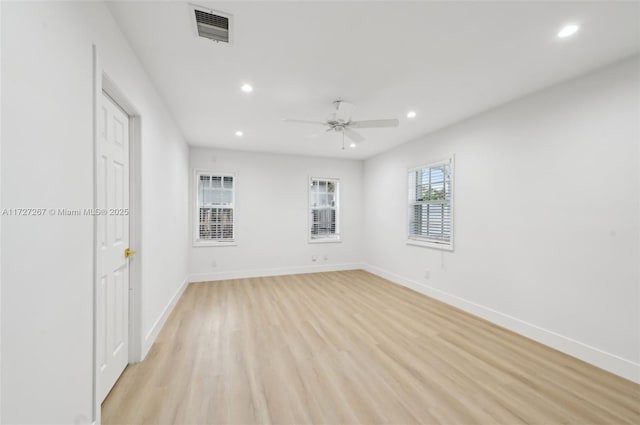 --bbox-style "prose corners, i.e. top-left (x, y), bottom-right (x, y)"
top-left (192, 5), bottom-right (231, 43)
